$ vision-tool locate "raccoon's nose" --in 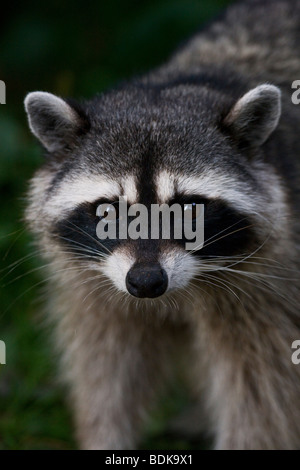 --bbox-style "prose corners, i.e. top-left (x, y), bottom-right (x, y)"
top-left (126, 262), bottom-right (168, 298)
